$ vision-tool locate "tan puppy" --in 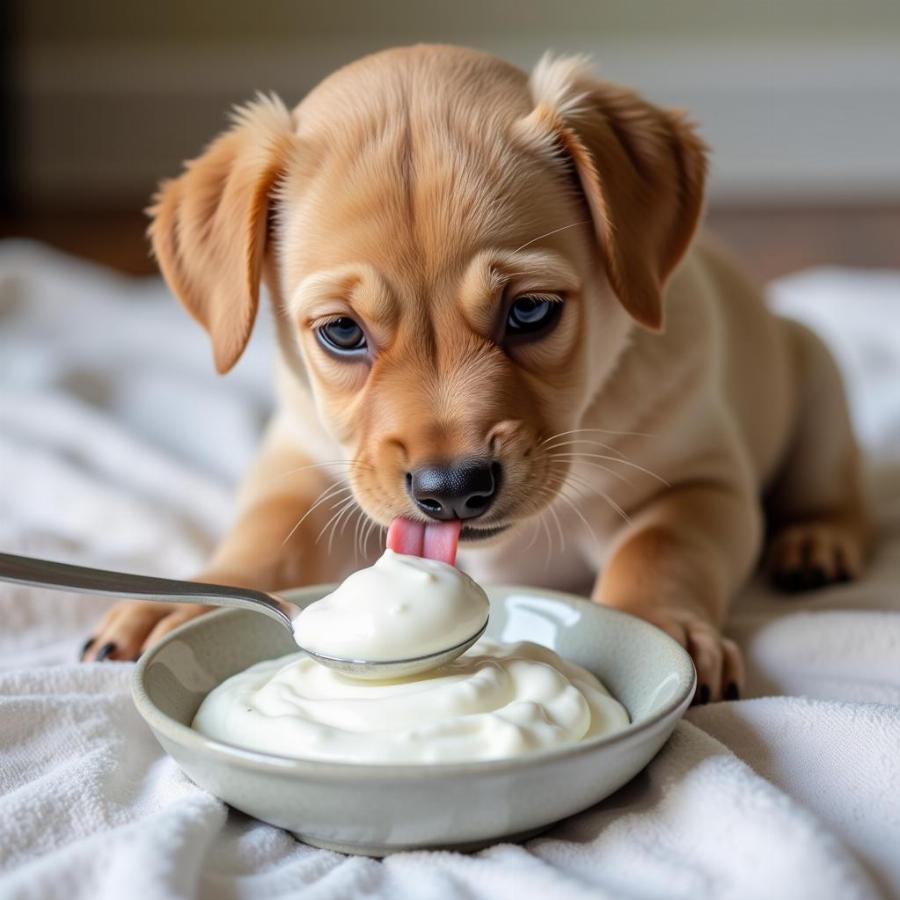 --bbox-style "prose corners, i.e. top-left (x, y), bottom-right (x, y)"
top-left (84, 46), bottom-right (867, 701)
